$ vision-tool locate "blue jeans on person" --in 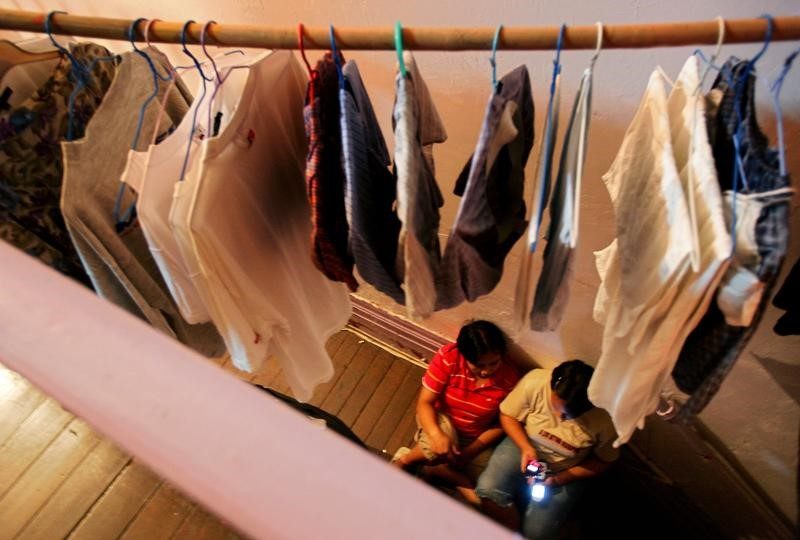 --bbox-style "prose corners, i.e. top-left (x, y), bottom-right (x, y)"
top-left (475, 437), bottom-right (586, 539)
